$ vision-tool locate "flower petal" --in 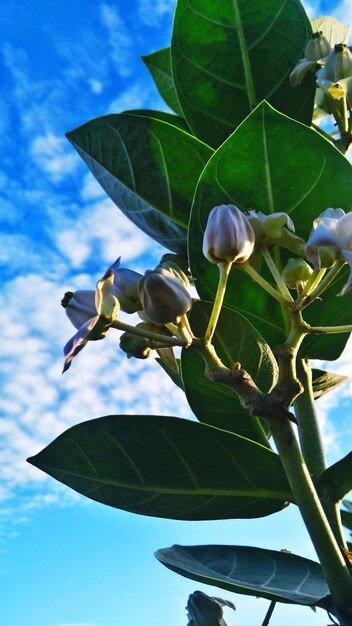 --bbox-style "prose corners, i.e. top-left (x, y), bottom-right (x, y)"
top-left (305, 223), bottom-right (338, 268)
top-left (339, 249), bottom-right (352, 296)
top-left (62, 316), bottom-right (99, 373)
